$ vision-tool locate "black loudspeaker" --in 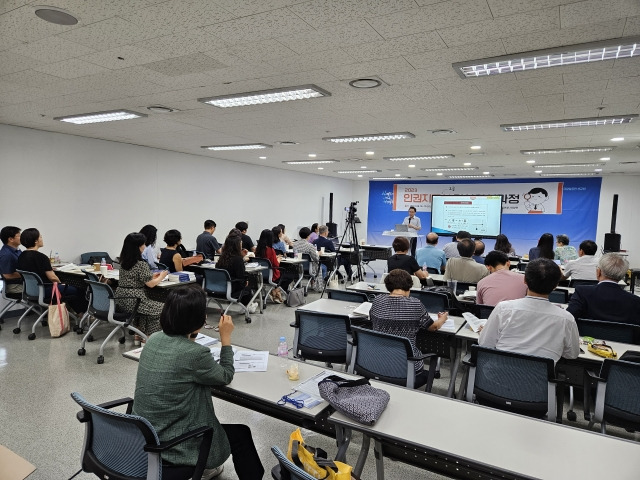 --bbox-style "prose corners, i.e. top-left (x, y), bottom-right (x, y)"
top-left (603, 233), bottom-right (621, 253)
top-left (327, 222), bottom-right (338, 238)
